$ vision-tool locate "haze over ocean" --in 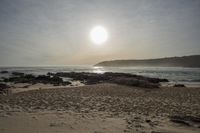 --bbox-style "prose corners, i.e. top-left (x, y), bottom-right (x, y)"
top-left (0, 0), bottom-right (200, 66)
